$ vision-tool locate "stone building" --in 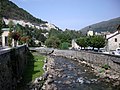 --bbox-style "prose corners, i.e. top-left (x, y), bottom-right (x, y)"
top-left (106, 25), bottom-right (120, 52)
